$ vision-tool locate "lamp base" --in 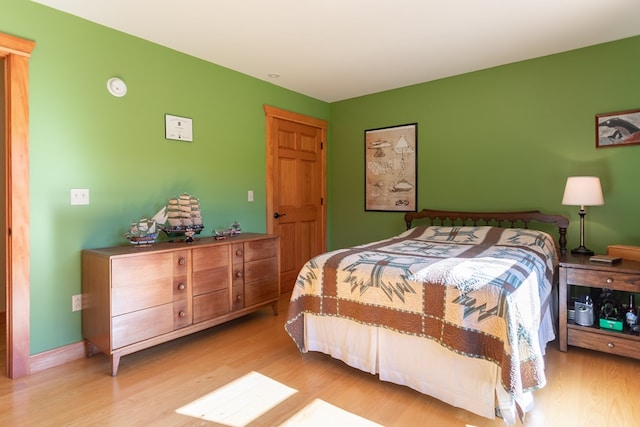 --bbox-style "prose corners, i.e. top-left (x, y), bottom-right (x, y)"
top-left (571, 246), bottom-right (594, 256)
